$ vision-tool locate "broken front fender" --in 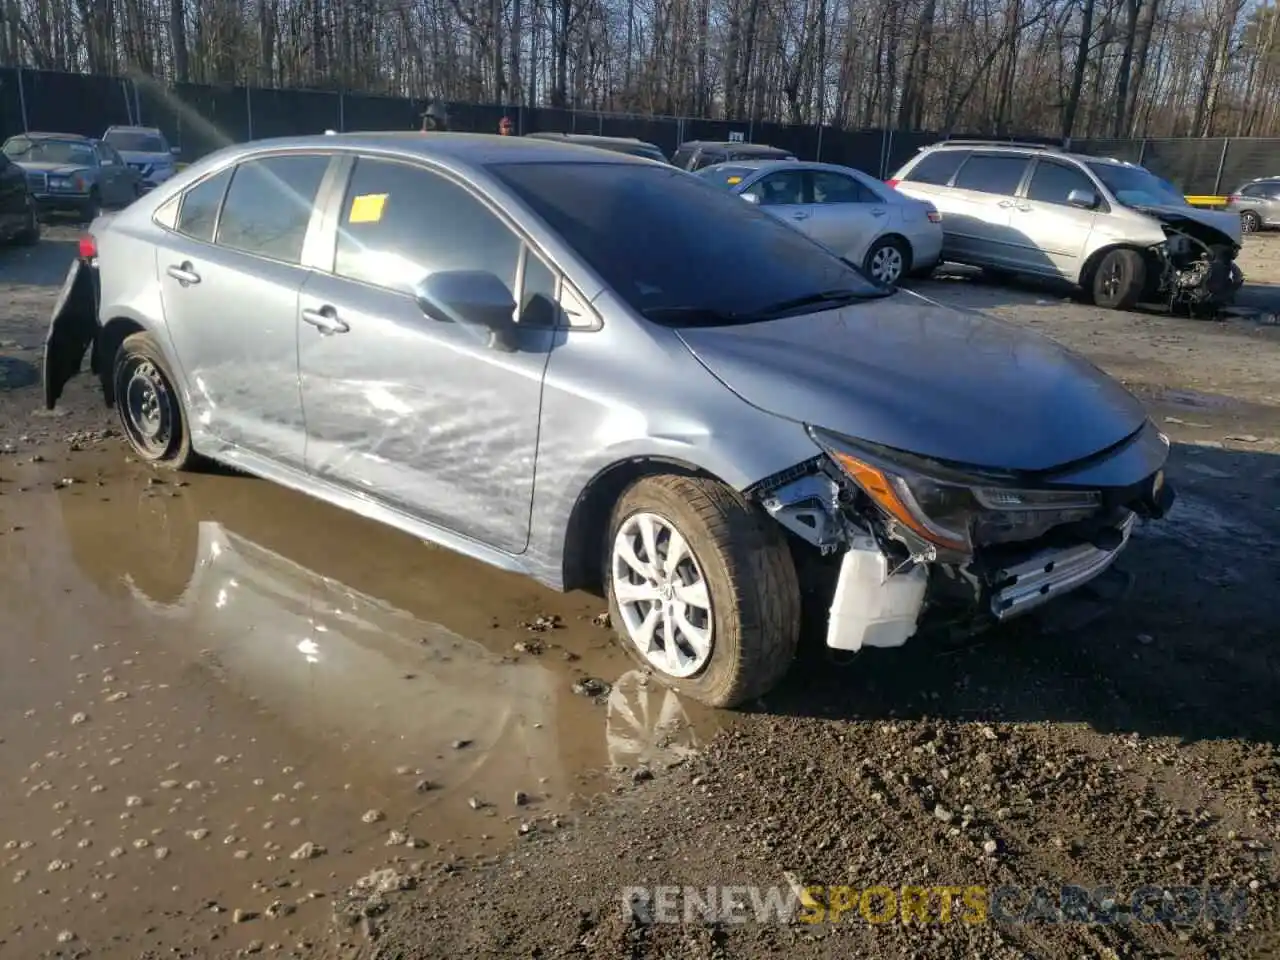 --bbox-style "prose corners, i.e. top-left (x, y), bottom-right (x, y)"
top-left (43, 259), bottom-right (99, 410)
